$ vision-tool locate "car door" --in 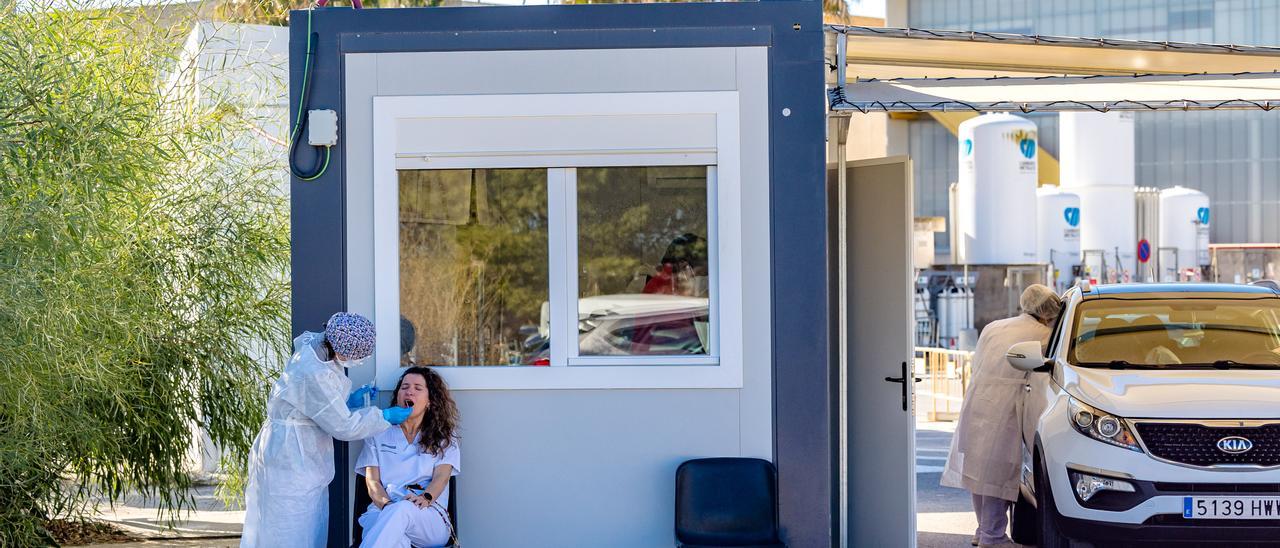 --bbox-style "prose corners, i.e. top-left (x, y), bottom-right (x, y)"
top-left (1022, 299), bottom-right (1070, 453)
